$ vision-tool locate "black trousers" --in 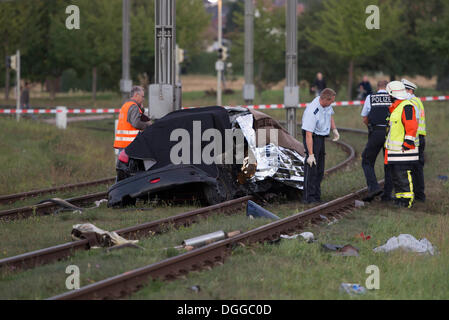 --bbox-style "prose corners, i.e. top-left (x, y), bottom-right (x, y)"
top-left (361, 127), bottom-right (393, 198)
top-left (391, 163), bottom-right (415, 208)
top-left (302, 131), bottom-right (325, 202)
top-left (412, 135), bottom-right (426, 201)
top-left (362, 127), bottom-right (386, 192)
